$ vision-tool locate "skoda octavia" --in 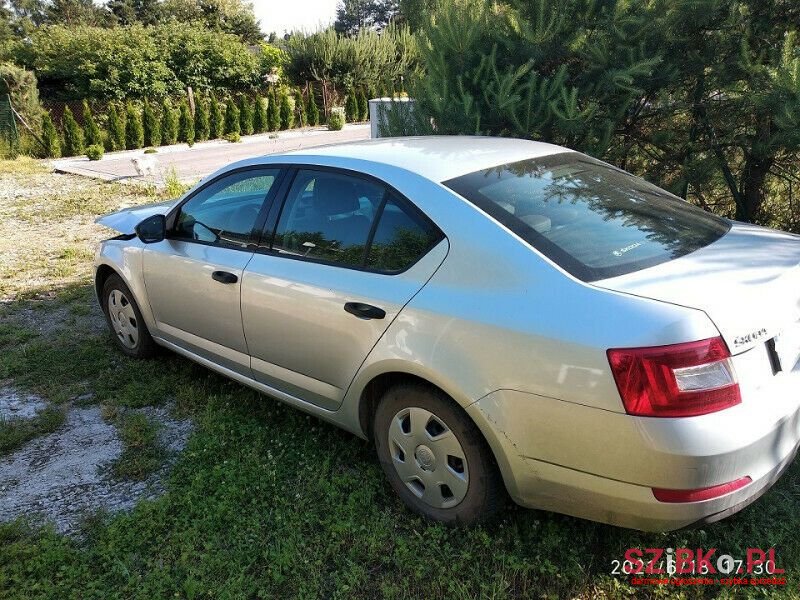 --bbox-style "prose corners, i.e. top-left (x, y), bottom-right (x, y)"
top-left (95, 137), bottom-right (800, 530)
